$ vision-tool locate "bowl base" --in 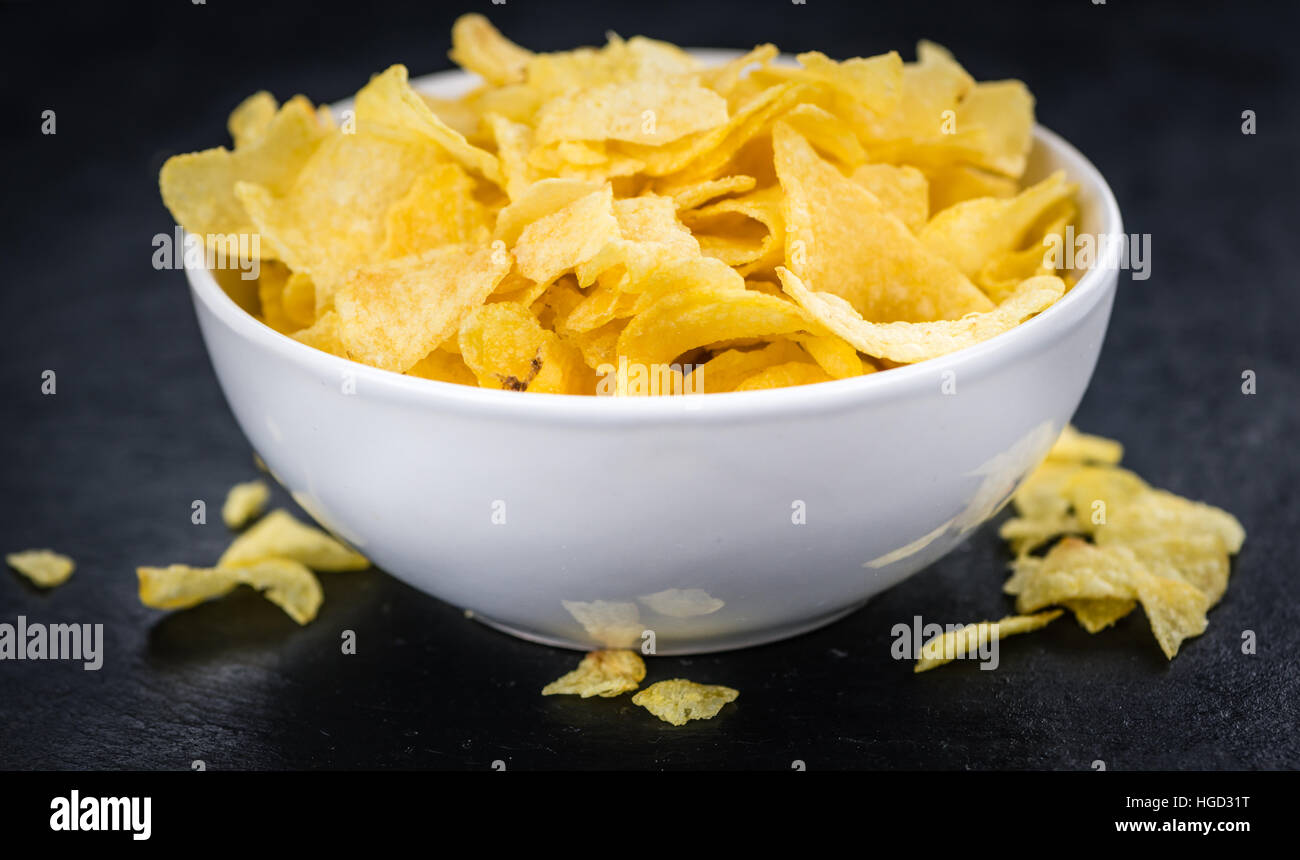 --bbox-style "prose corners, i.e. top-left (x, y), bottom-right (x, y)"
top-left (469, 601), bottom-right (870, 655)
